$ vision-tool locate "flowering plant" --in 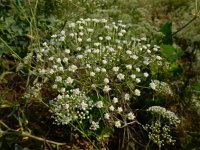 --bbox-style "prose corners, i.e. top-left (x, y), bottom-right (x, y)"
top-left (24, 18), bottom-right (179, 147)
